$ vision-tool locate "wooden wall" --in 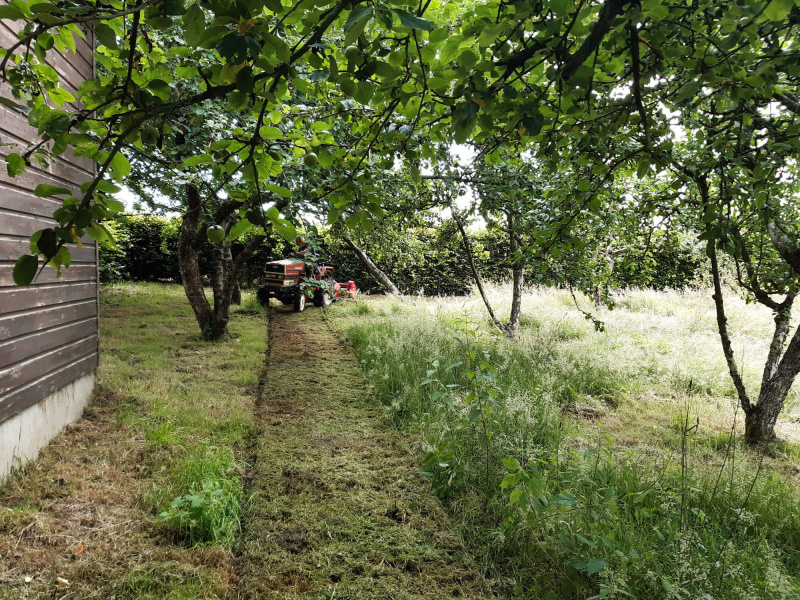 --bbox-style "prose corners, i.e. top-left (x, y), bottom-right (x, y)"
top-left (0, 15), bottom-right (98, 424)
